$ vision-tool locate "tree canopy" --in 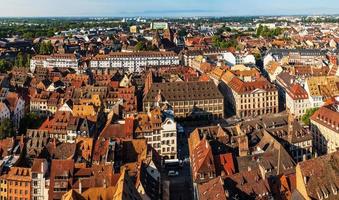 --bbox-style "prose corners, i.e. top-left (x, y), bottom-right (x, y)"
top-left (0, 119), bottom-right (14, 140)
top-left (301, 108), bottom-right (319, 125)
top-left (256, 25), bottom-right (283, 38)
